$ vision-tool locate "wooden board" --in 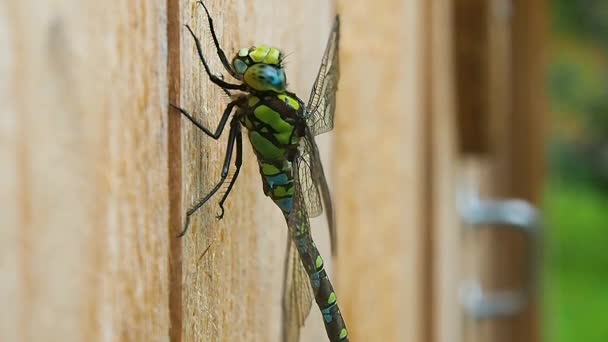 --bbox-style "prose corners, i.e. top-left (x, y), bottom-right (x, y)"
top-left (2, 0), bottom-right (341, 340)
top-left (334, 1), bottom-right (427, 341)
top-left (1, 1), bottom-right (170, 341)
top-left (3, 0), bottom-right (528, 341)
top-left (499, 1), bottom-right (546, 341)
top-left (174, 1), bottom-right (336, 341)
top-left (457, 1), bottom-right (547, 342)
top-left (425, 1), bottom-right (463, 342)
top-left (453, 0), bottom-right (489, 154)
